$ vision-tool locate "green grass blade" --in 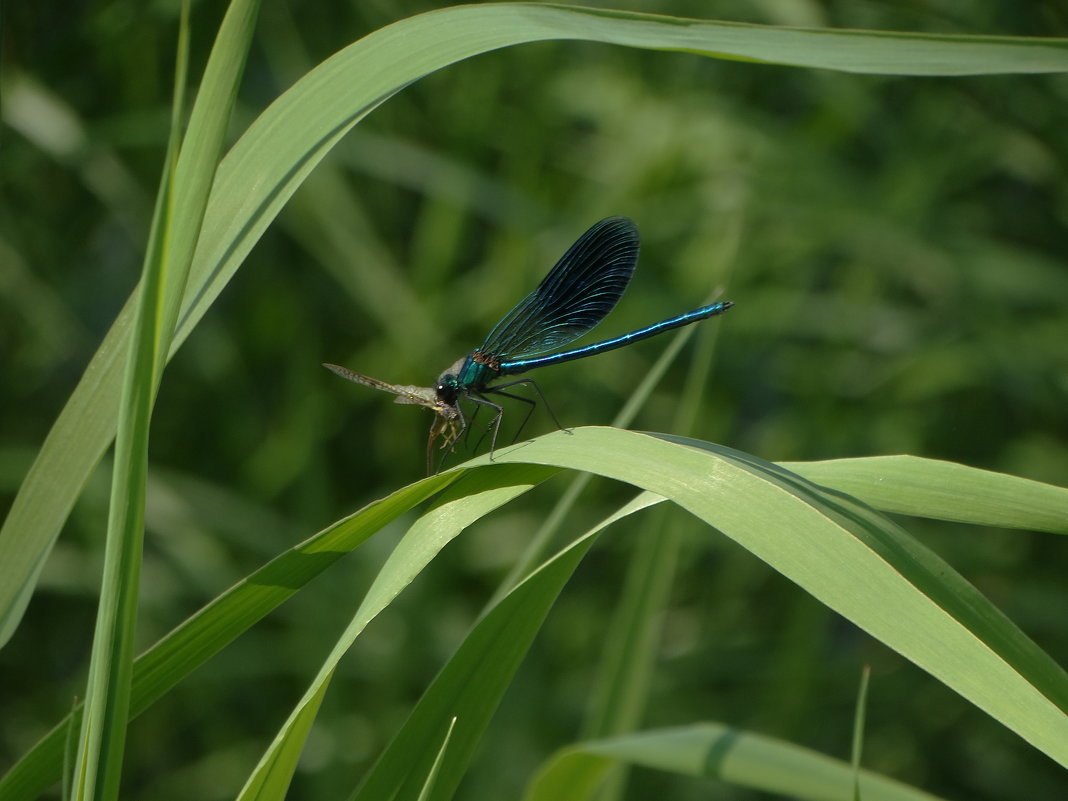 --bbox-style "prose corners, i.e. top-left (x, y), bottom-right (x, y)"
top-left (482, 427), bottom-right (1068, 768)
top-left (581, 507), bottom-right (680, 743)
top-left (70, 168), bottom-right (170, 801)
top-left (0, 298), bottom-right (136, 649)
top-left (0, 471), bottom-right (458, 800)
top-left (5, 2), bottom-right (1068, 654)
top-left (781, 455), bottom-right (1068, 534)
top-left (173, 5), bottom-right (1068, 368)
top-left (238, 465), bottom-right (555, 800)
top-left (416, 718), bottom-right (458, 801)
top-left (153, 0), bottom-right (261, 381)
top-left (575, 504), bottom-right (682, 801)
top-left (852, 667), bottom-right (871, 801)
top-left (235, 670), bottom-right (334, 801)
top-left (350, 492), bottom-right (664, 801)
top-left (69, 4), bottom-right (192, 796)
top-left (70, 2), bottom-right (260, 797)
top-left (524, 723), bottom-right (948, 801)
top-left (544, 6), bottom-right (1068, 75)
top-left (61, 699), bottom-right (78, 801)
